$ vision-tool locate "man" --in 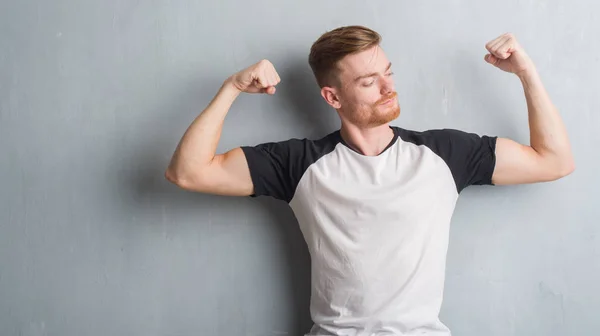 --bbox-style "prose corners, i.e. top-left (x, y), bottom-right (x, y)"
top-left (165, 26), bottom-right (574, 336)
